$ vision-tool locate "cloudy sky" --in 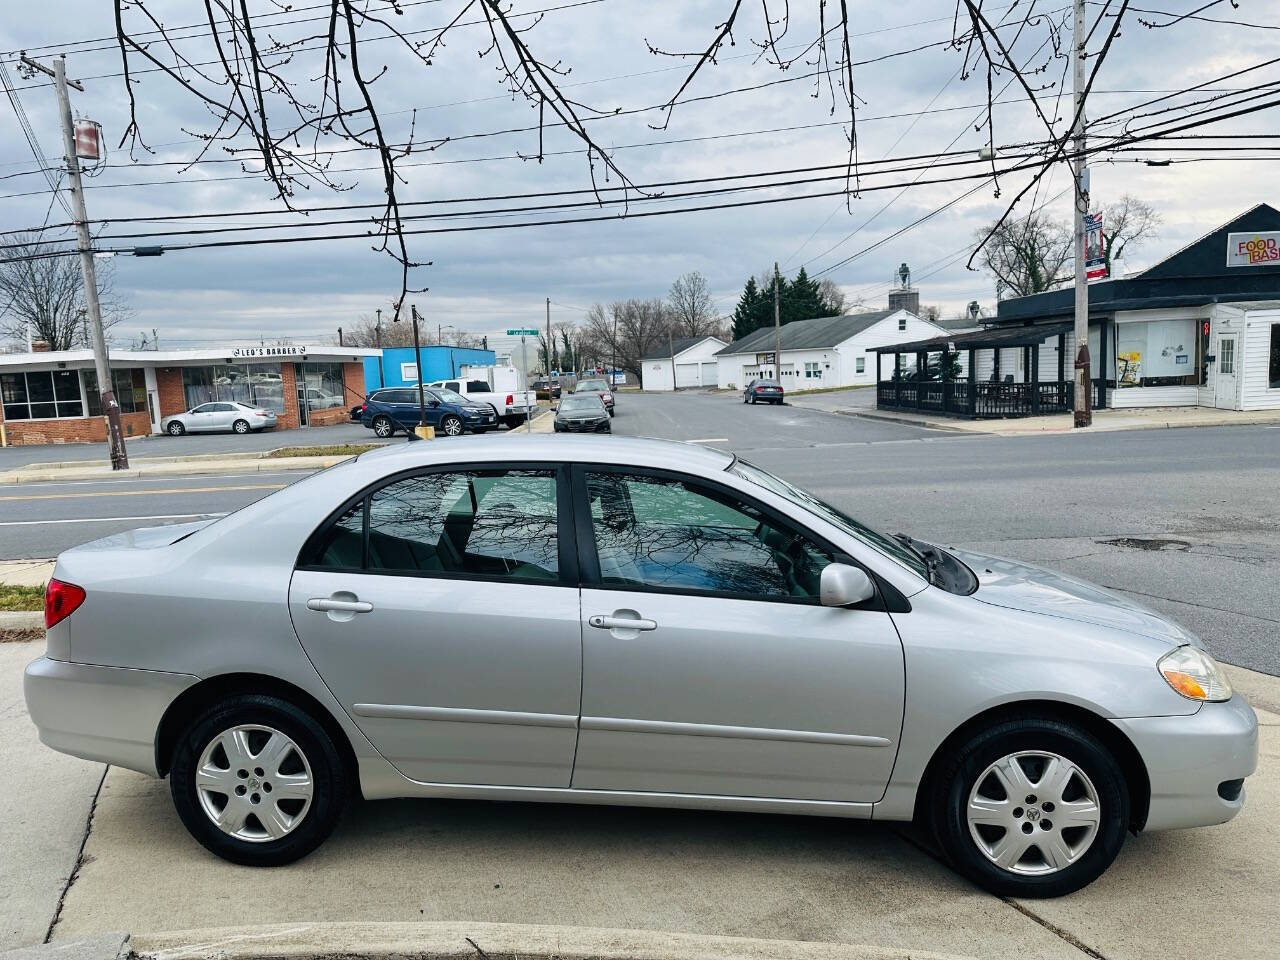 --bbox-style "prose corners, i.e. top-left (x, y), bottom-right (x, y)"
top-left (1, 1), bottom-right (1275, 355)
